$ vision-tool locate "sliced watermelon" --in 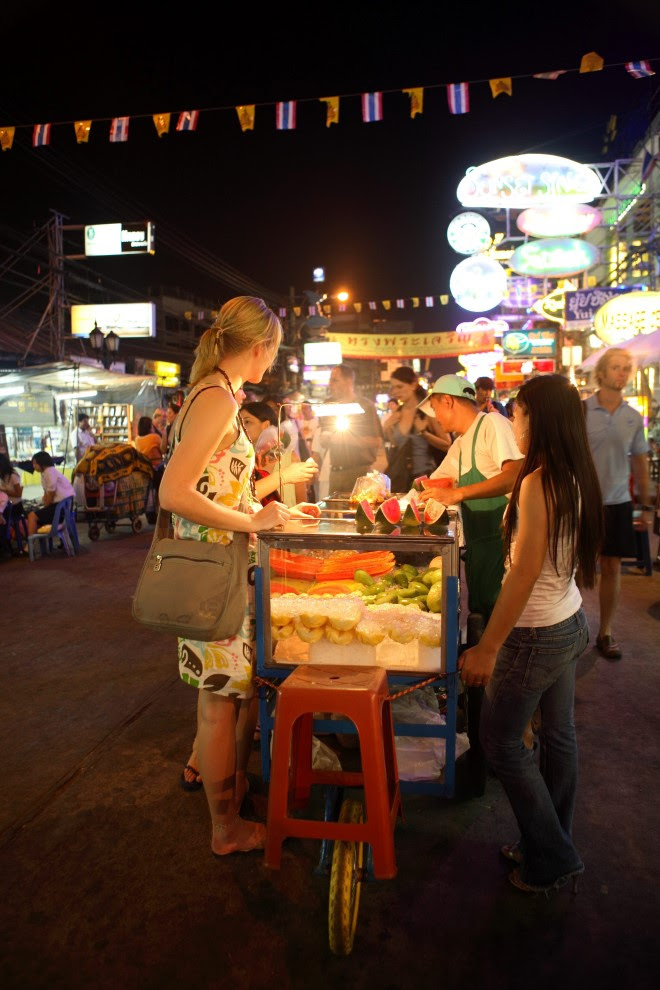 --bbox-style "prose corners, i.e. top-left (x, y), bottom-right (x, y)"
top-left (401, 499), bottom-right (423, 529)
top-left (355, 499), bottom-right (376, 533)
top-left (373, 496), bottom-right (402, 533)
top-left (424, 498), bottom-right (450, 535)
